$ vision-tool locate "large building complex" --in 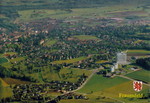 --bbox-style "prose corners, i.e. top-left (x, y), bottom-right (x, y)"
top-left (117, 52), bottom-right (127, 64)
